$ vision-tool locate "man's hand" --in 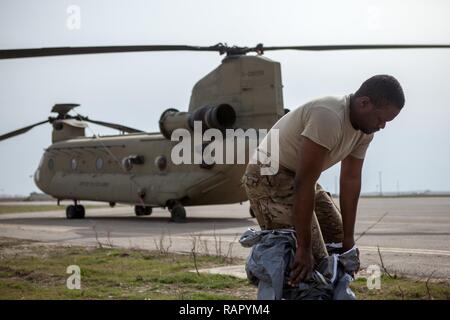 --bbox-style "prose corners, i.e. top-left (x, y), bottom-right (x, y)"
top-left (288, 247), bottom-right (314, 286)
